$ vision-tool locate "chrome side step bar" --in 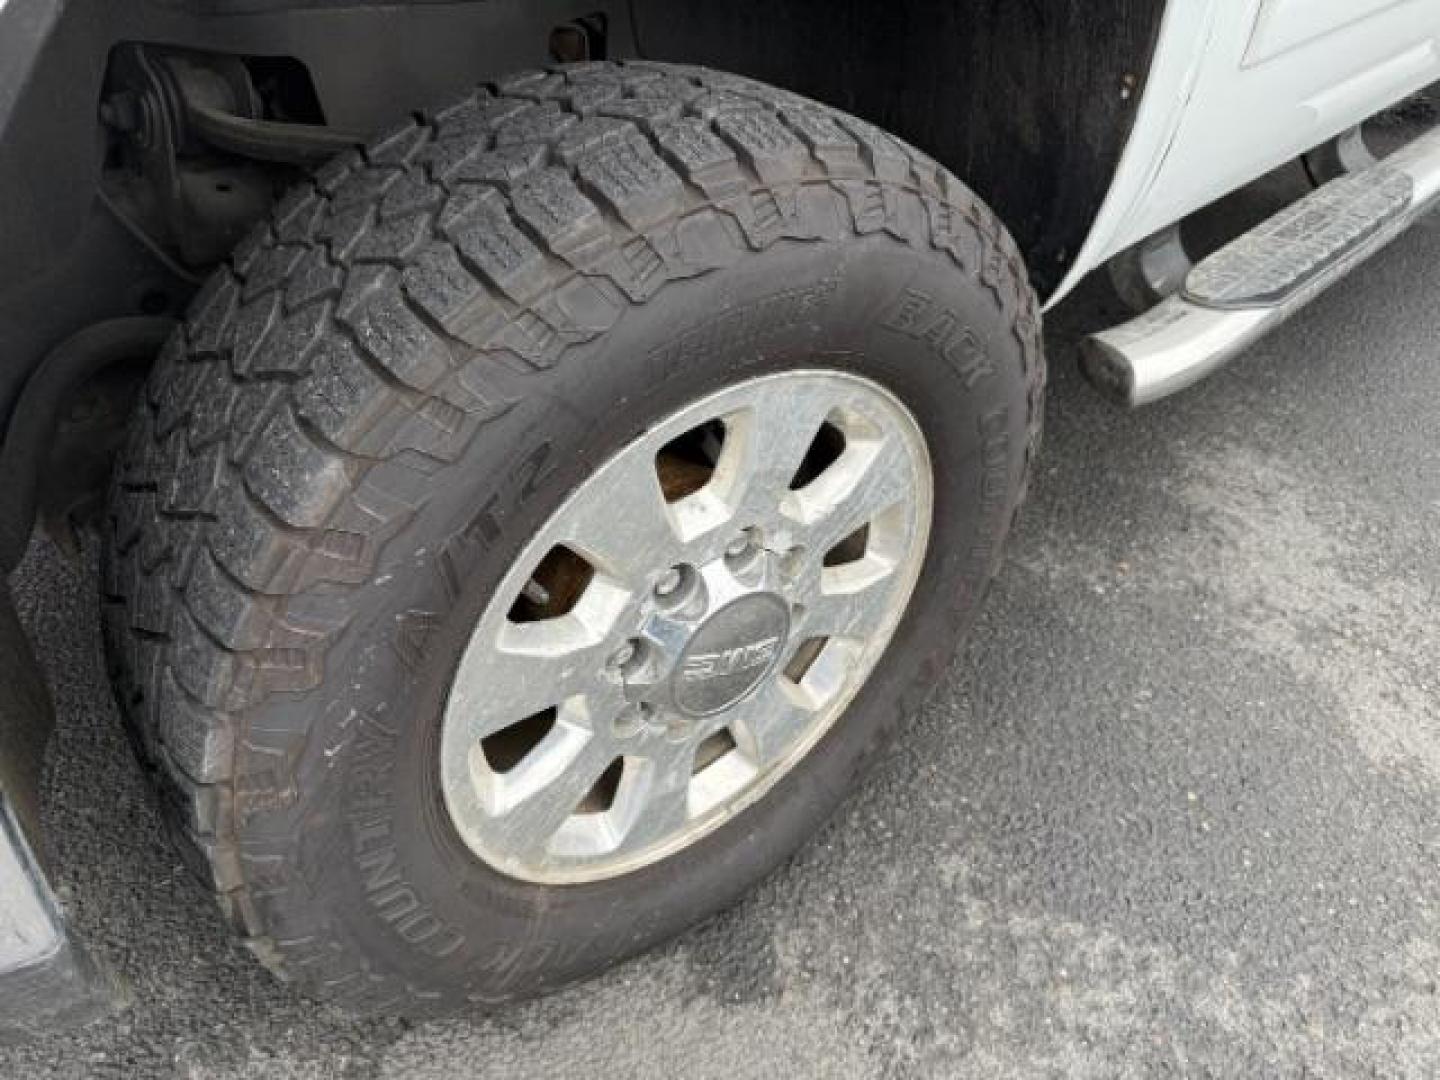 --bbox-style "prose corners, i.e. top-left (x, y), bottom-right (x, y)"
top-left (1083, 124), bottom-right (1440, 406)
